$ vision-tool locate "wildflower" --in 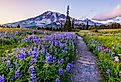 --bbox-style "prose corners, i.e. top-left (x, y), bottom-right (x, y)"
top-left (57, 60), bottom-right (60, 65)
top-left (6, 60), bottom-right (11, 66)
top-left (29, 66), bottom-right (35, 73)
top-left (18, 52), bottom-right (26, 60)
top-left (29, 65), bottom-right (36, 82)
top-left (0, 75), bottom-right (5, 82)
top-left (33, 47), bottom-right (37, 51)
top-left (30, 73), bottom-right (36, 79)
top-left (59, 43), bottom-right (65, 49)
top-left (64, 47), bottom-right (68, 51)
top-left (14, 48), bottom-right (19, 52)
top-left (52, 57), bottom-right (56, 63)
top-left (106, 69), bottom-right (110, 75)
top-left (60, 59), bottom-right (64, 64)
top-left (54, 40), bottom-right (59, 46)
top-left (55, 78), bottom-right (60, 82)
top-left (72, 42), bottom-right (74, 49)
top-left (16, 55), bottom-right (19, 60)
top-left (7, 54), bottom-right (10, 59)
top-left (31, 58), bottom-right (37, 63)
top-left (32, 51), bottom-right (38, 58)
top-left (58, 68), bottom-right (63, 76)
top-left (45, 55), bottom-right (52, 64)
top-left (66, 63), bottom-right (71, 72)
top-left (97, 46), bottom-right (102, 51)
top-left (28, 50), bottom-right (32, 56)
top-left (15, 64), bottom-right (19, 69)
top-left (10, 76), bottom-right (14, 81)
top-left (15, 70), bottom-right (20, 78)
